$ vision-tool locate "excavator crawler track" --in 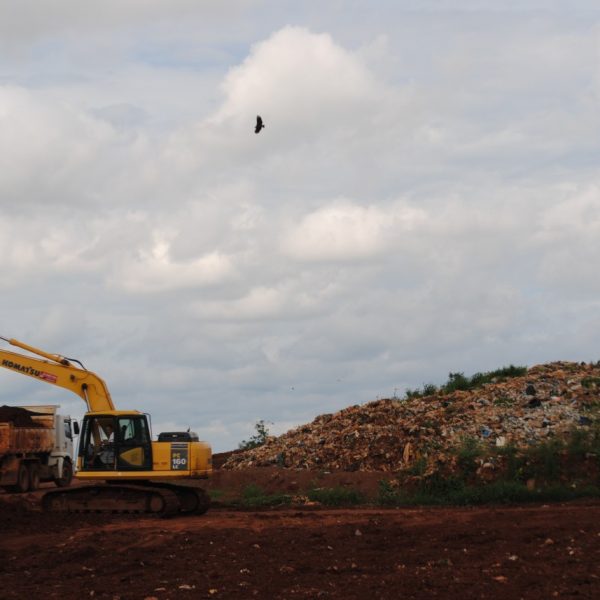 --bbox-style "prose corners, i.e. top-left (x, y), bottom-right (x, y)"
top-left (148, 482), bottom-right (211, 515)
top-left (42, 484), bottom-right (181, 517)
